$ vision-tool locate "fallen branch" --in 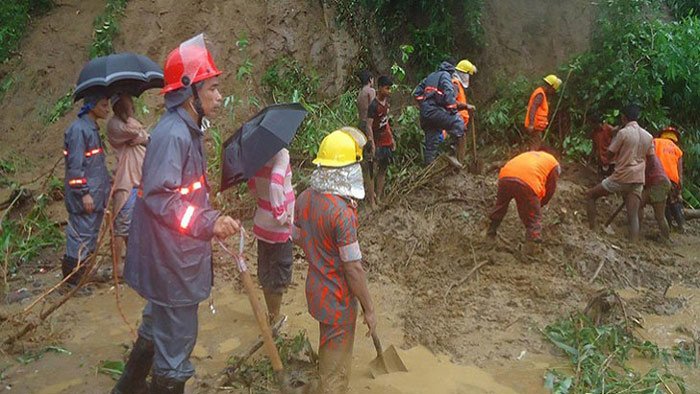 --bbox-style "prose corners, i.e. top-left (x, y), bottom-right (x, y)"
top-left (682, 209), bottom-right (700, 220)
top-left (107, 210), bottom-right (136, 339)
top-left (589, 259), bottom-right (606, 284)
top-left (443, 260), bottom-right (491, 306)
